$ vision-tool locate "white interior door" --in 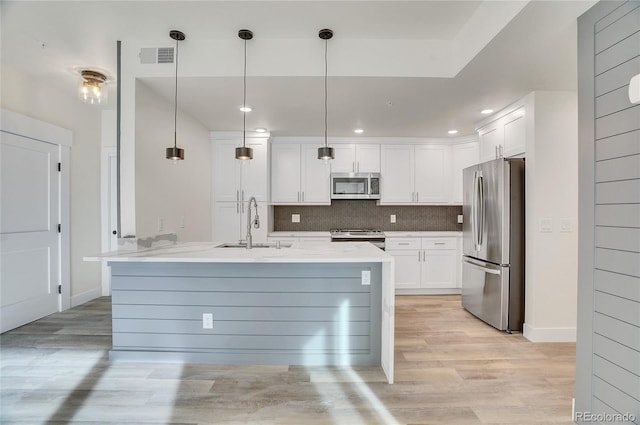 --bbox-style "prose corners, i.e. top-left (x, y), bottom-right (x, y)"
top-left (1, 132), bottom-right (60, 332)
top-left (101, 148), bottom-right (118, 296)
